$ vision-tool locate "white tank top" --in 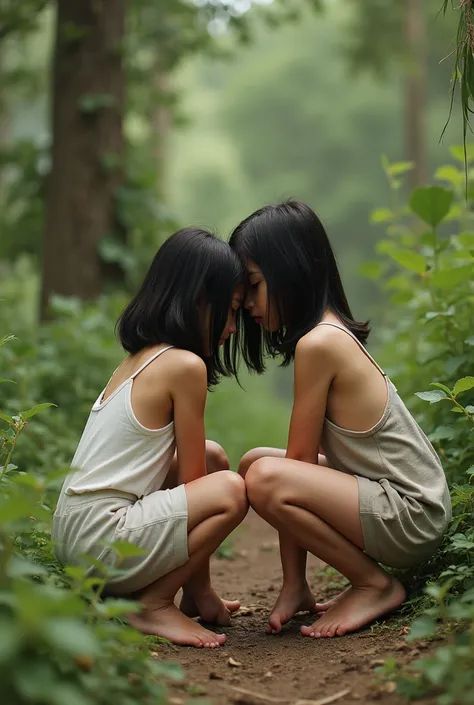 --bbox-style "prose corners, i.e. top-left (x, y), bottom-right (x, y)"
top-left (63, 346), bottom-right (176, 498)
